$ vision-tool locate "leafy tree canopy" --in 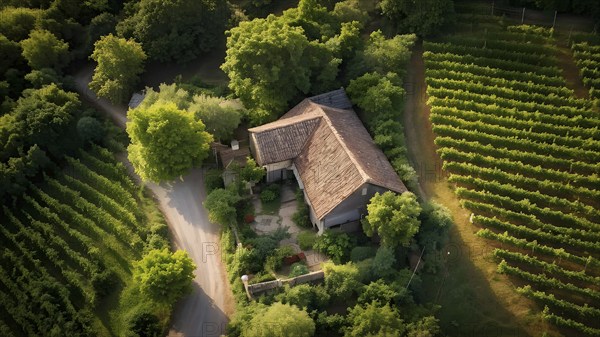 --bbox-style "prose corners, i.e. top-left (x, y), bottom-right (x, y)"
top-left (203, 188), bottom-right (242, 225)
top-left (126, 101), bottom-right (213, 182)
top-left (380, 0), bottom-right (455, 37)
top-left (222, 14), bottom-right (340, 124)
top-left (20, 29), bottom-right (70, 71)
top-left (189, 95), bottom-right (243, 142)
top-left (117, 0), bottom-right (229, 62)
top-left (344, 302), bottom-right (405, 337)
top-left (362, 191), bottom-right (422, 248)
top-left (90, 34), bottom-right (146, 104)
top-left (0, 34), bottom-right (22, 75)
top-left (347, 72), bottom-right (405, 118)
top-left (242, 302), bottom-right (315, 337)
top-left (322, 261), bottom-right (362, 300)
top-left (238, 157), bottom-right (266, 183)
top-left (133, 249), bottom-right (196, 306)
top-left (0, 7), bottom-right (42, 41)
top-left (275, 284), bottom-right (331, 312)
